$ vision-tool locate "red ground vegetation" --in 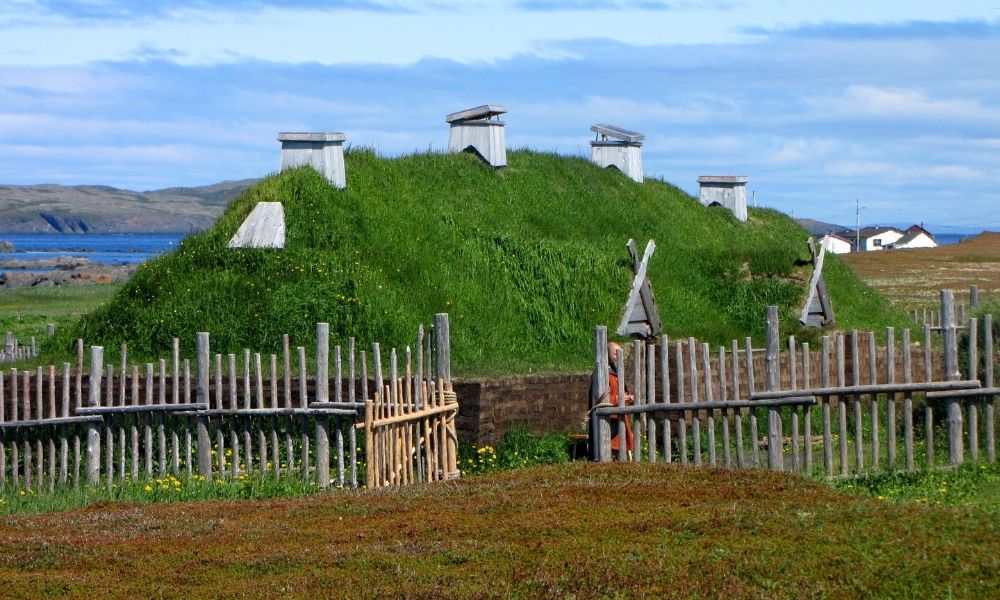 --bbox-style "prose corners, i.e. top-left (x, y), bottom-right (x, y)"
top-left (0, 463), bottom-right (996, 598)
